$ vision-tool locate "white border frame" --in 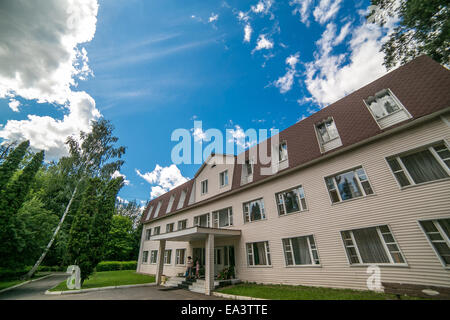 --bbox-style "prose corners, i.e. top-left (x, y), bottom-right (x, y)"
top-left (417, 217), bottom-right (450, 269)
